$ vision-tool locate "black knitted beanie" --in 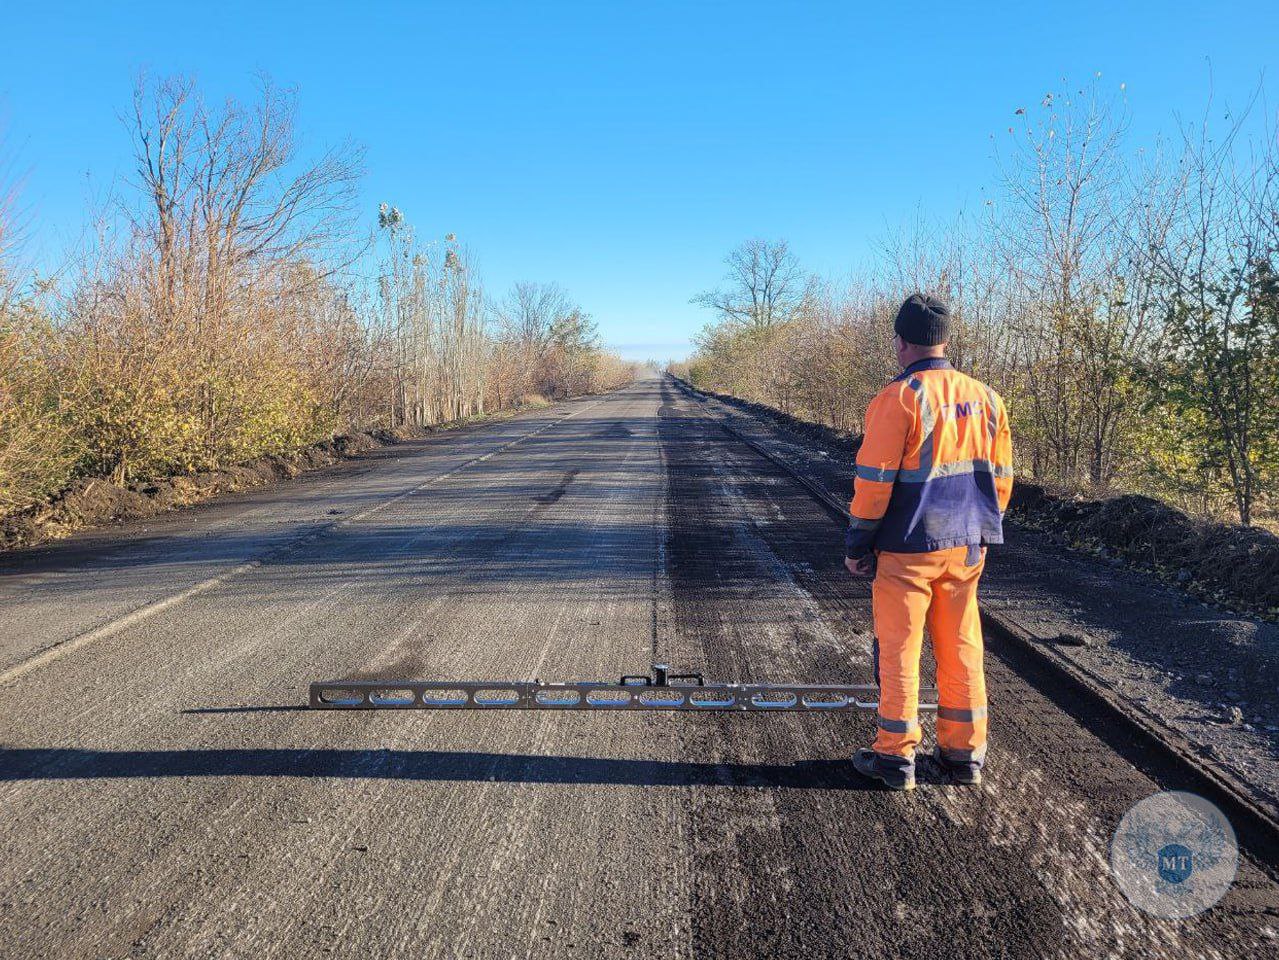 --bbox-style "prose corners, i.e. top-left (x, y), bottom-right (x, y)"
top-left (894, 293), bottom-right (951, 346)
